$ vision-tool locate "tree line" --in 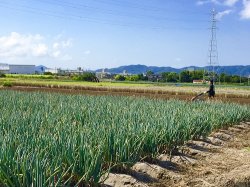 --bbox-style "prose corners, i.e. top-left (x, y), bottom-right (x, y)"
top-left (114, 70), bottom-right (249, 84)
top-left (1, 70), bottom-right (248, 84)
